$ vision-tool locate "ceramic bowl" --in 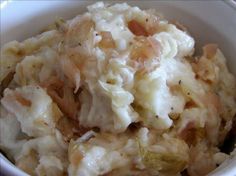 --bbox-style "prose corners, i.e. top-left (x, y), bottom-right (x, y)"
top-left (1, 1), bottom-right (236, 175)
